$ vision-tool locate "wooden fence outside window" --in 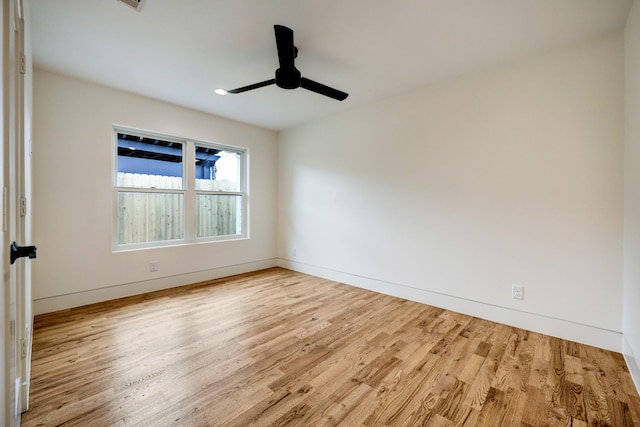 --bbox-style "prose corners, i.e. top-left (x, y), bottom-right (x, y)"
top-left (117, 173), bottom-right (240, 244)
